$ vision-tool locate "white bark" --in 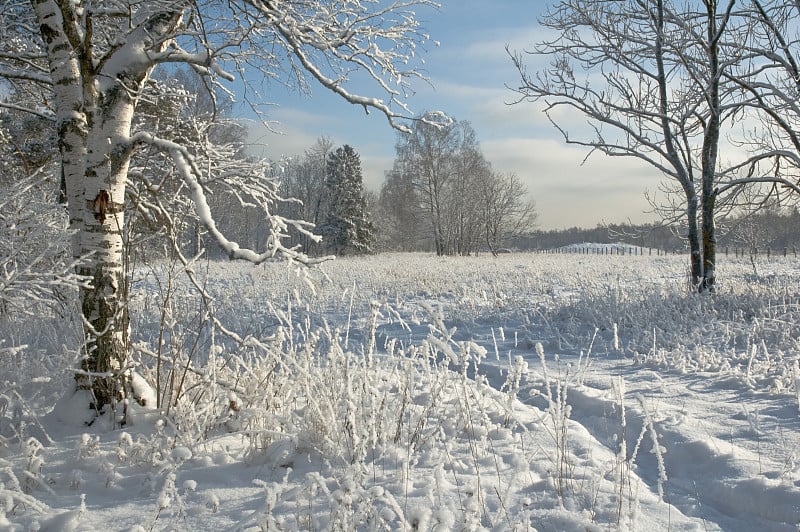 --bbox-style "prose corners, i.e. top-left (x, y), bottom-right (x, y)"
top-left (29, 0), bottom-right (183, 411)
top-left (30, 0), bottom-right (86, 256)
